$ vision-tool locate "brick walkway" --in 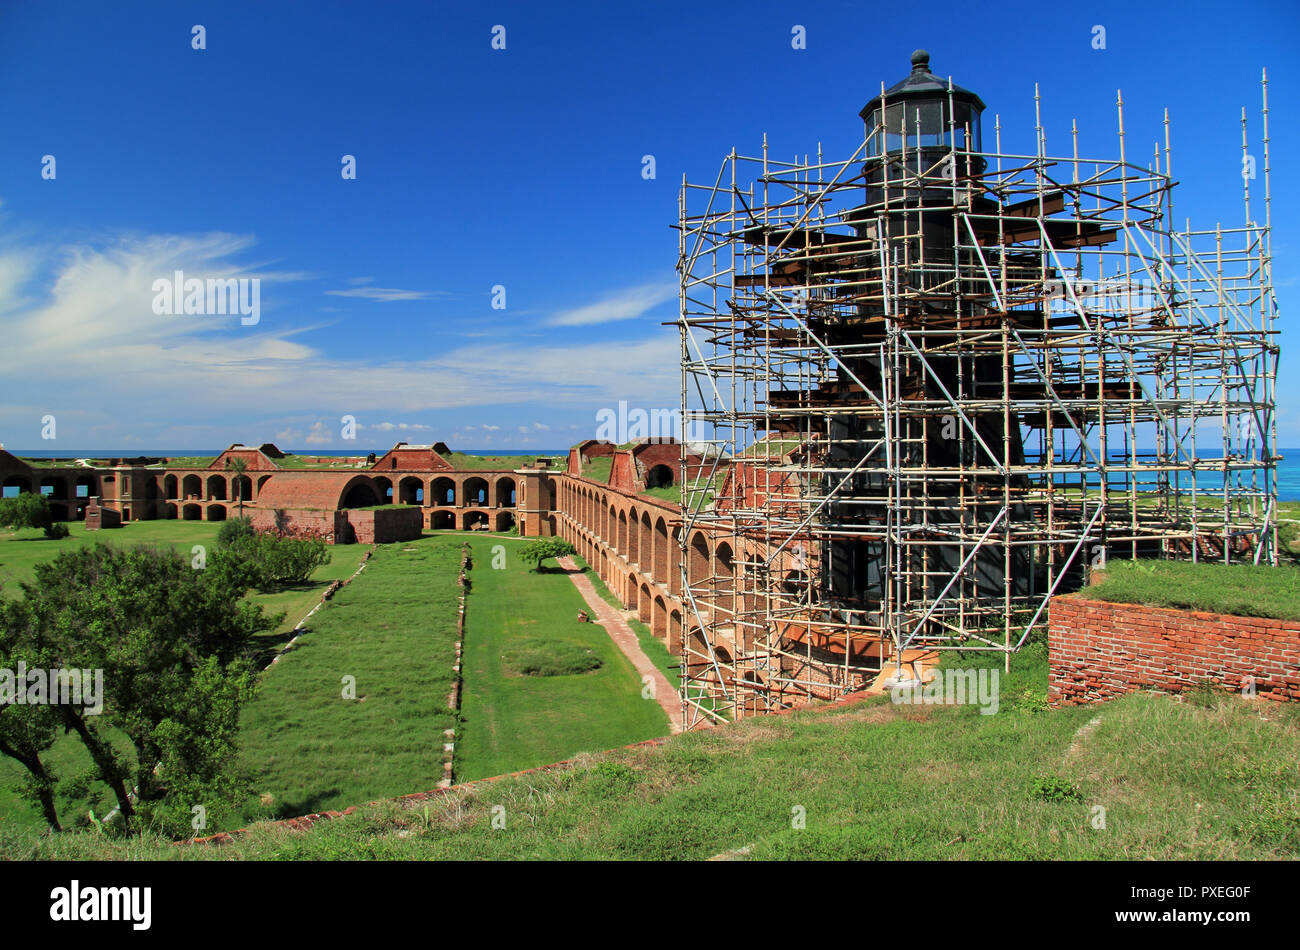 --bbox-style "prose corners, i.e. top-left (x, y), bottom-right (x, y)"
top-left (557, 556), bottom-right (682, 734)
